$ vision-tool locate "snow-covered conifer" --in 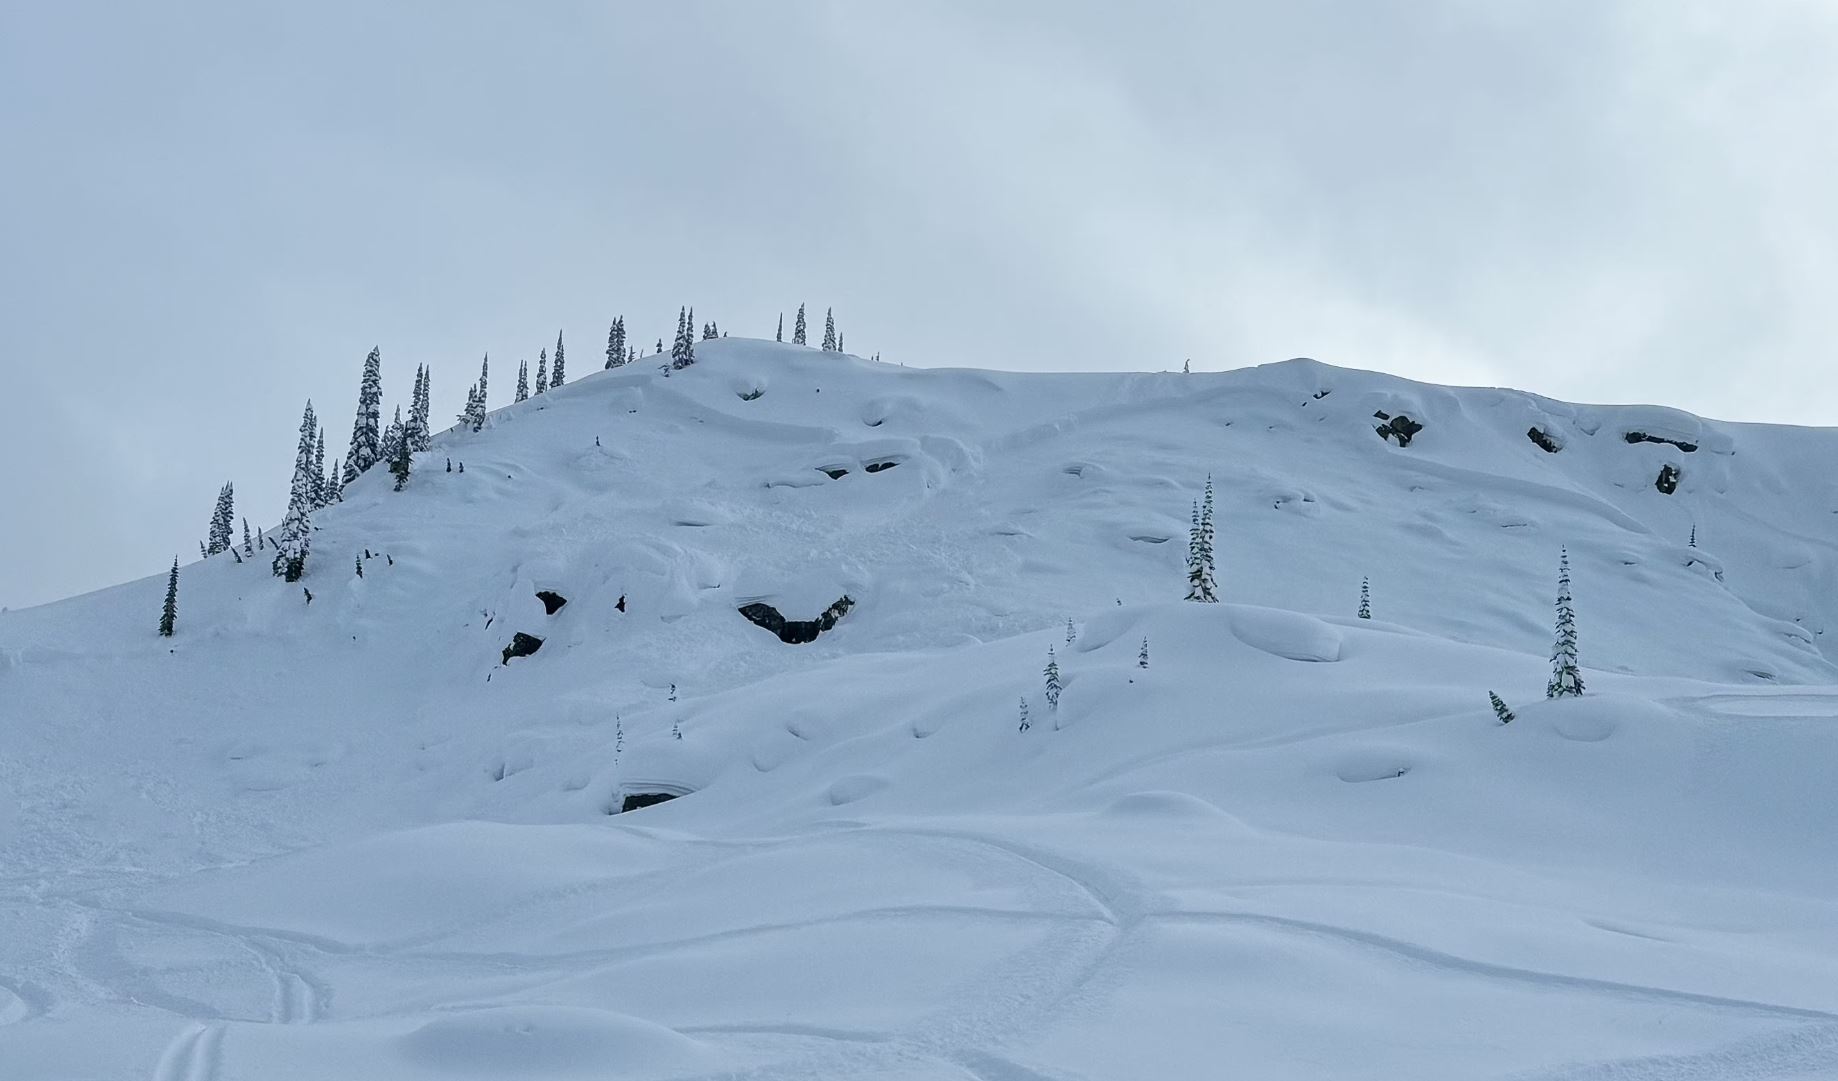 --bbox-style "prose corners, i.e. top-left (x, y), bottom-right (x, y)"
top-left (776, 313), bottom-right (783, 342)
top-left (381, 407), bottom-right (404, 470)
top-left (1044, 646), bottom-right (1062, 710)
top-left (477, 354), bottom-right (489, 405)
top-left (837, 332), bottom-right (844, 353)
top-left (273, 400), bottom-right (317, 581)
top-left (1358, 577), bottom-right (1371, 619)
top-left (672, 717), bottom-right (682, 740)
top-left (205, 483), bottom-right (234, 555)
top-left (1489, 691), bottom-right (1515, 724)
top-left (793, 303), bottom-right (807, 345)
top-left (1689, 524), bottom-right (1697, 548)
top-left (822, 308), bottom-right (837, 351)
top-left (310, 426), bottom-right (327, 507)
top-left (535, 348), bottom-right (548, 395)
top-left (606, 318), bottom-right (626, 369)
top-left (388, 406), bottom-right (411, 490)
top-left (1066, 618), bottom-right (1076, 644)
top-left (551, 331), bottom-right (565, 387)
top-left (355, 553), bottom-right (364, 579)
top-left (325, 460), bottom-right (342, 503)
top-left (1184, 480), bottom-right (1219, 603)
top-left (344, 347), bottom-right (383, 482)
top-left (158, 558), bottom-right (179, 637)
top-left (404, 365), bottom-right (430, 453)
top-left (516, 360), bottom-right (529, 402)
top-left (1018, 696), bottom-right (1030, 733)
top-left (1546, 547), bottom-right (1584, 698)
top-left (1138, 637), bottom-right (1149, 668)
top-left (242, 517), bottom-right (253, 556)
